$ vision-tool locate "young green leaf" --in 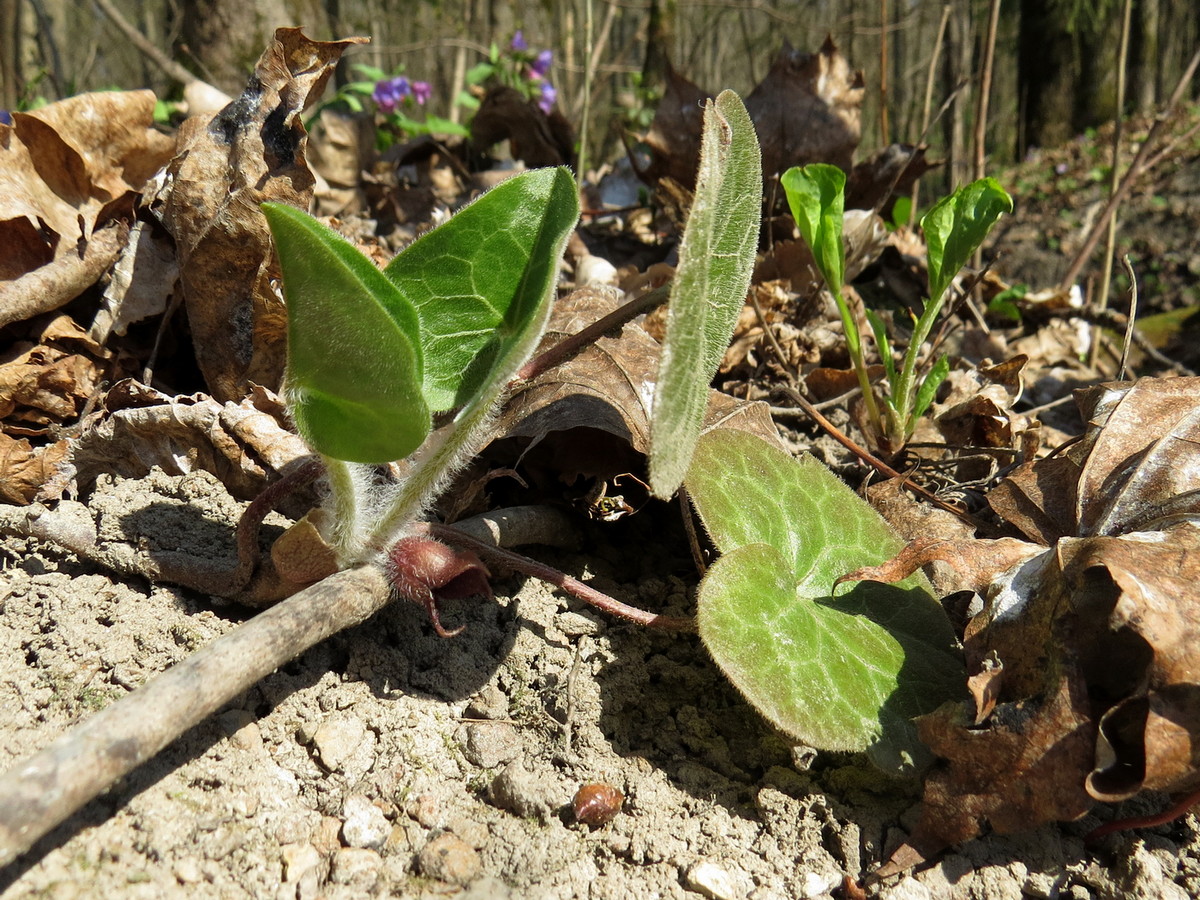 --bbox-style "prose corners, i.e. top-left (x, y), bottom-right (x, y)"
top-left (649, 90), bottom-right (762, 499)
top-left (385, 167), bottom-right (580, 412)
top-left (781, 164), bottom-right (846, 293)
top-left (262, 202), bottom-right (430, 464)
top-left (922, 177), bottom-right (1013, 305)
top-left (910, 354), bottom-right (951, 426)
top-left (363, 168), bottom-right (579, 554)
top-left (685, 428), bottom-right (966, 774)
